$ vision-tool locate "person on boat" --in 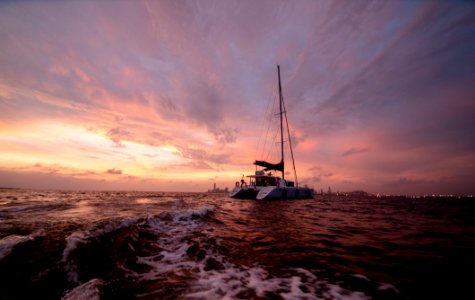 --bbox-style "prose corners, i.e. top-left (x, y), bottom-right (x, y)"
top-left (279, 178), bottom-right (286, 187)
